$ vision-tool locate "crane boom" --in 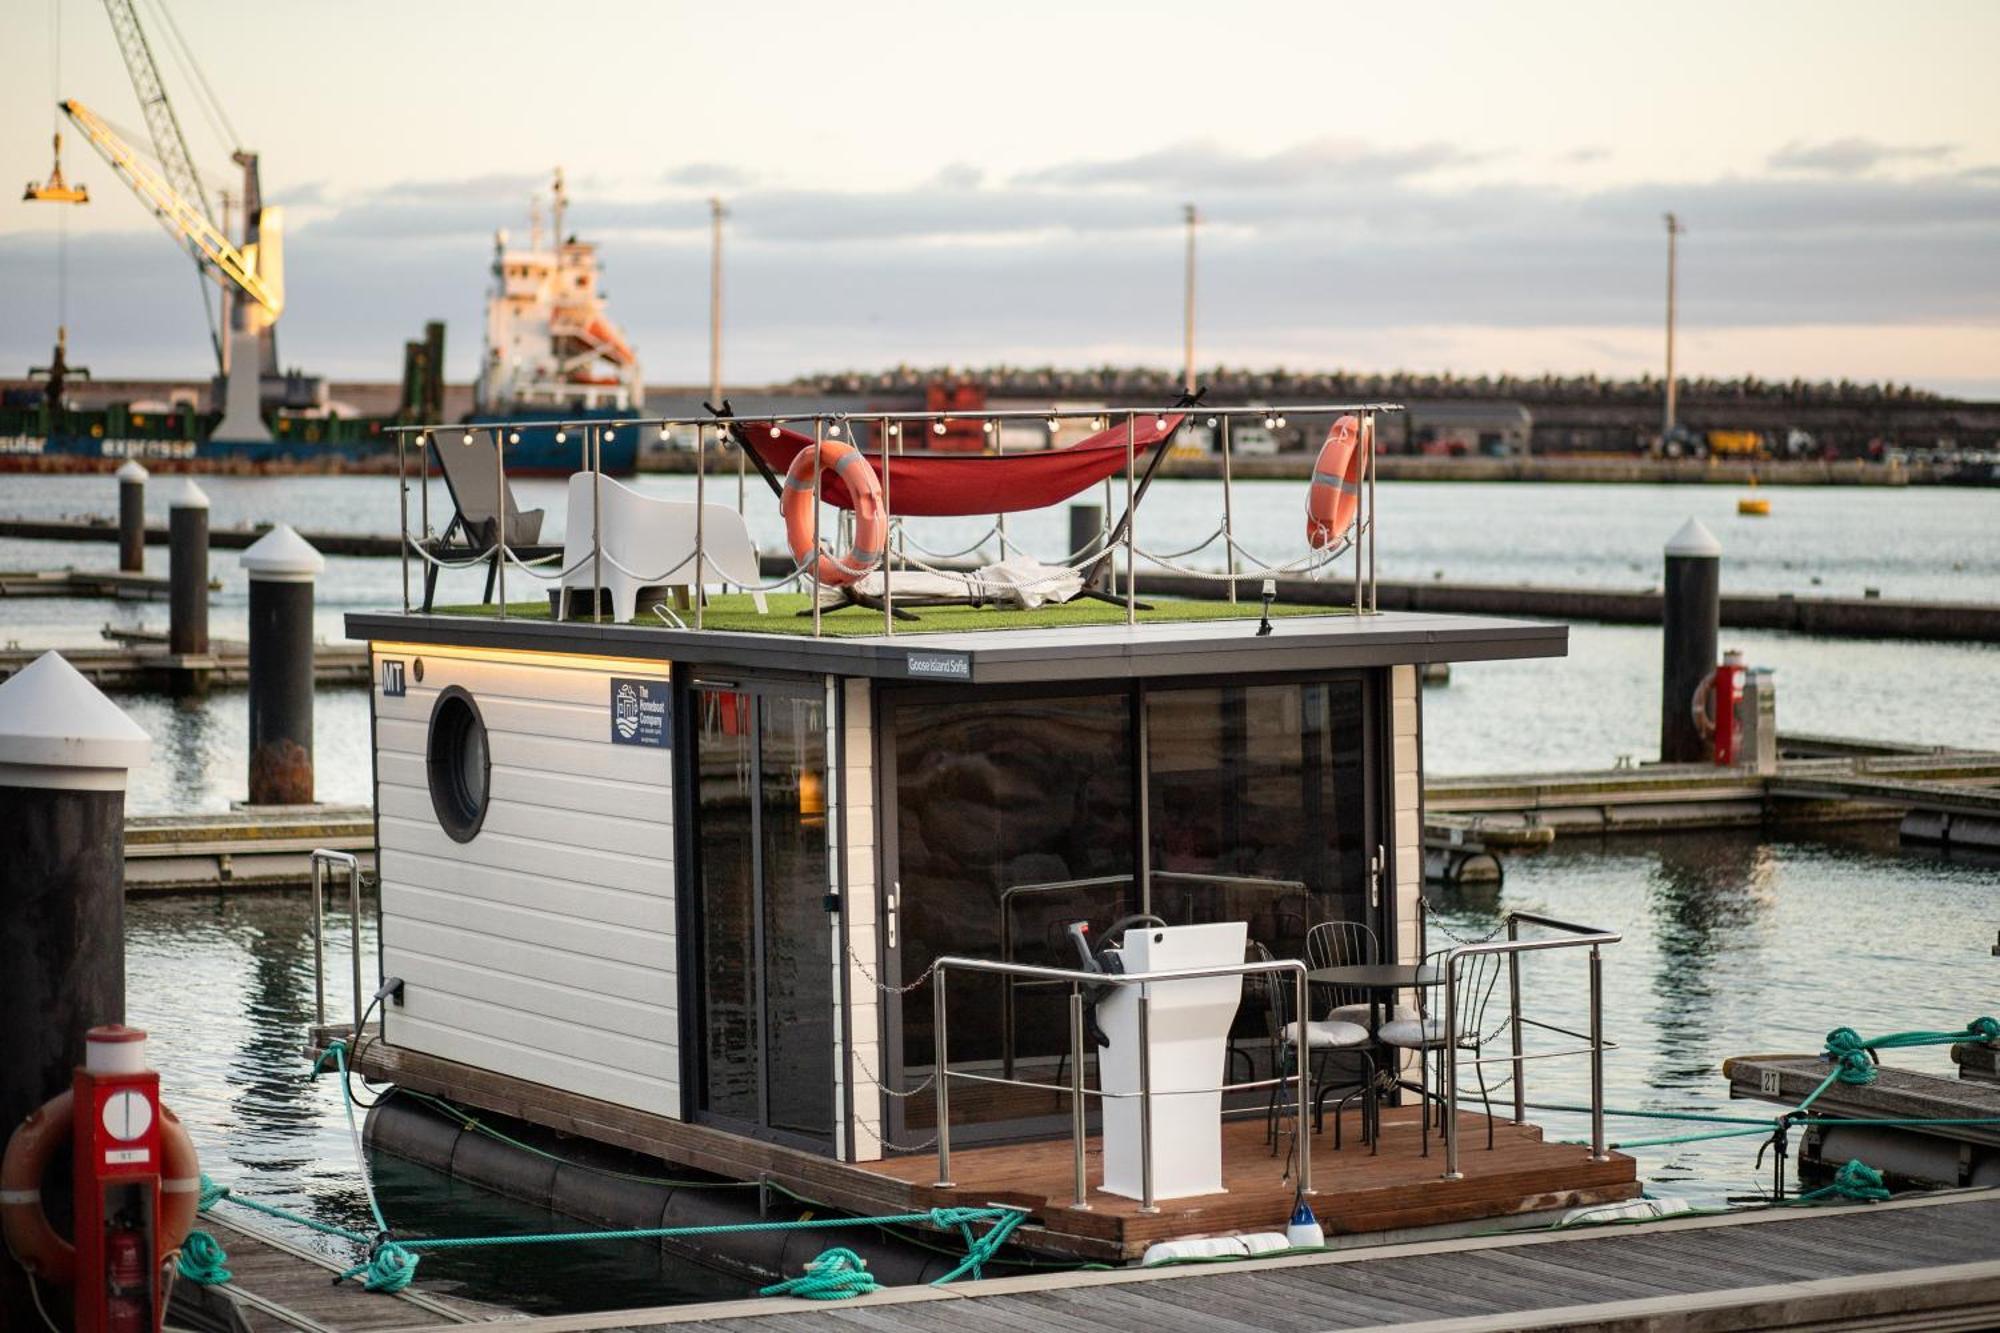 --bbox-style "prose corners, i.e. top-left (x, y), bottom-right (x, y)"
top-left (100, 0), bottom-right (214, 229)
top-left (61, 98), bottom-right (283, 320)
